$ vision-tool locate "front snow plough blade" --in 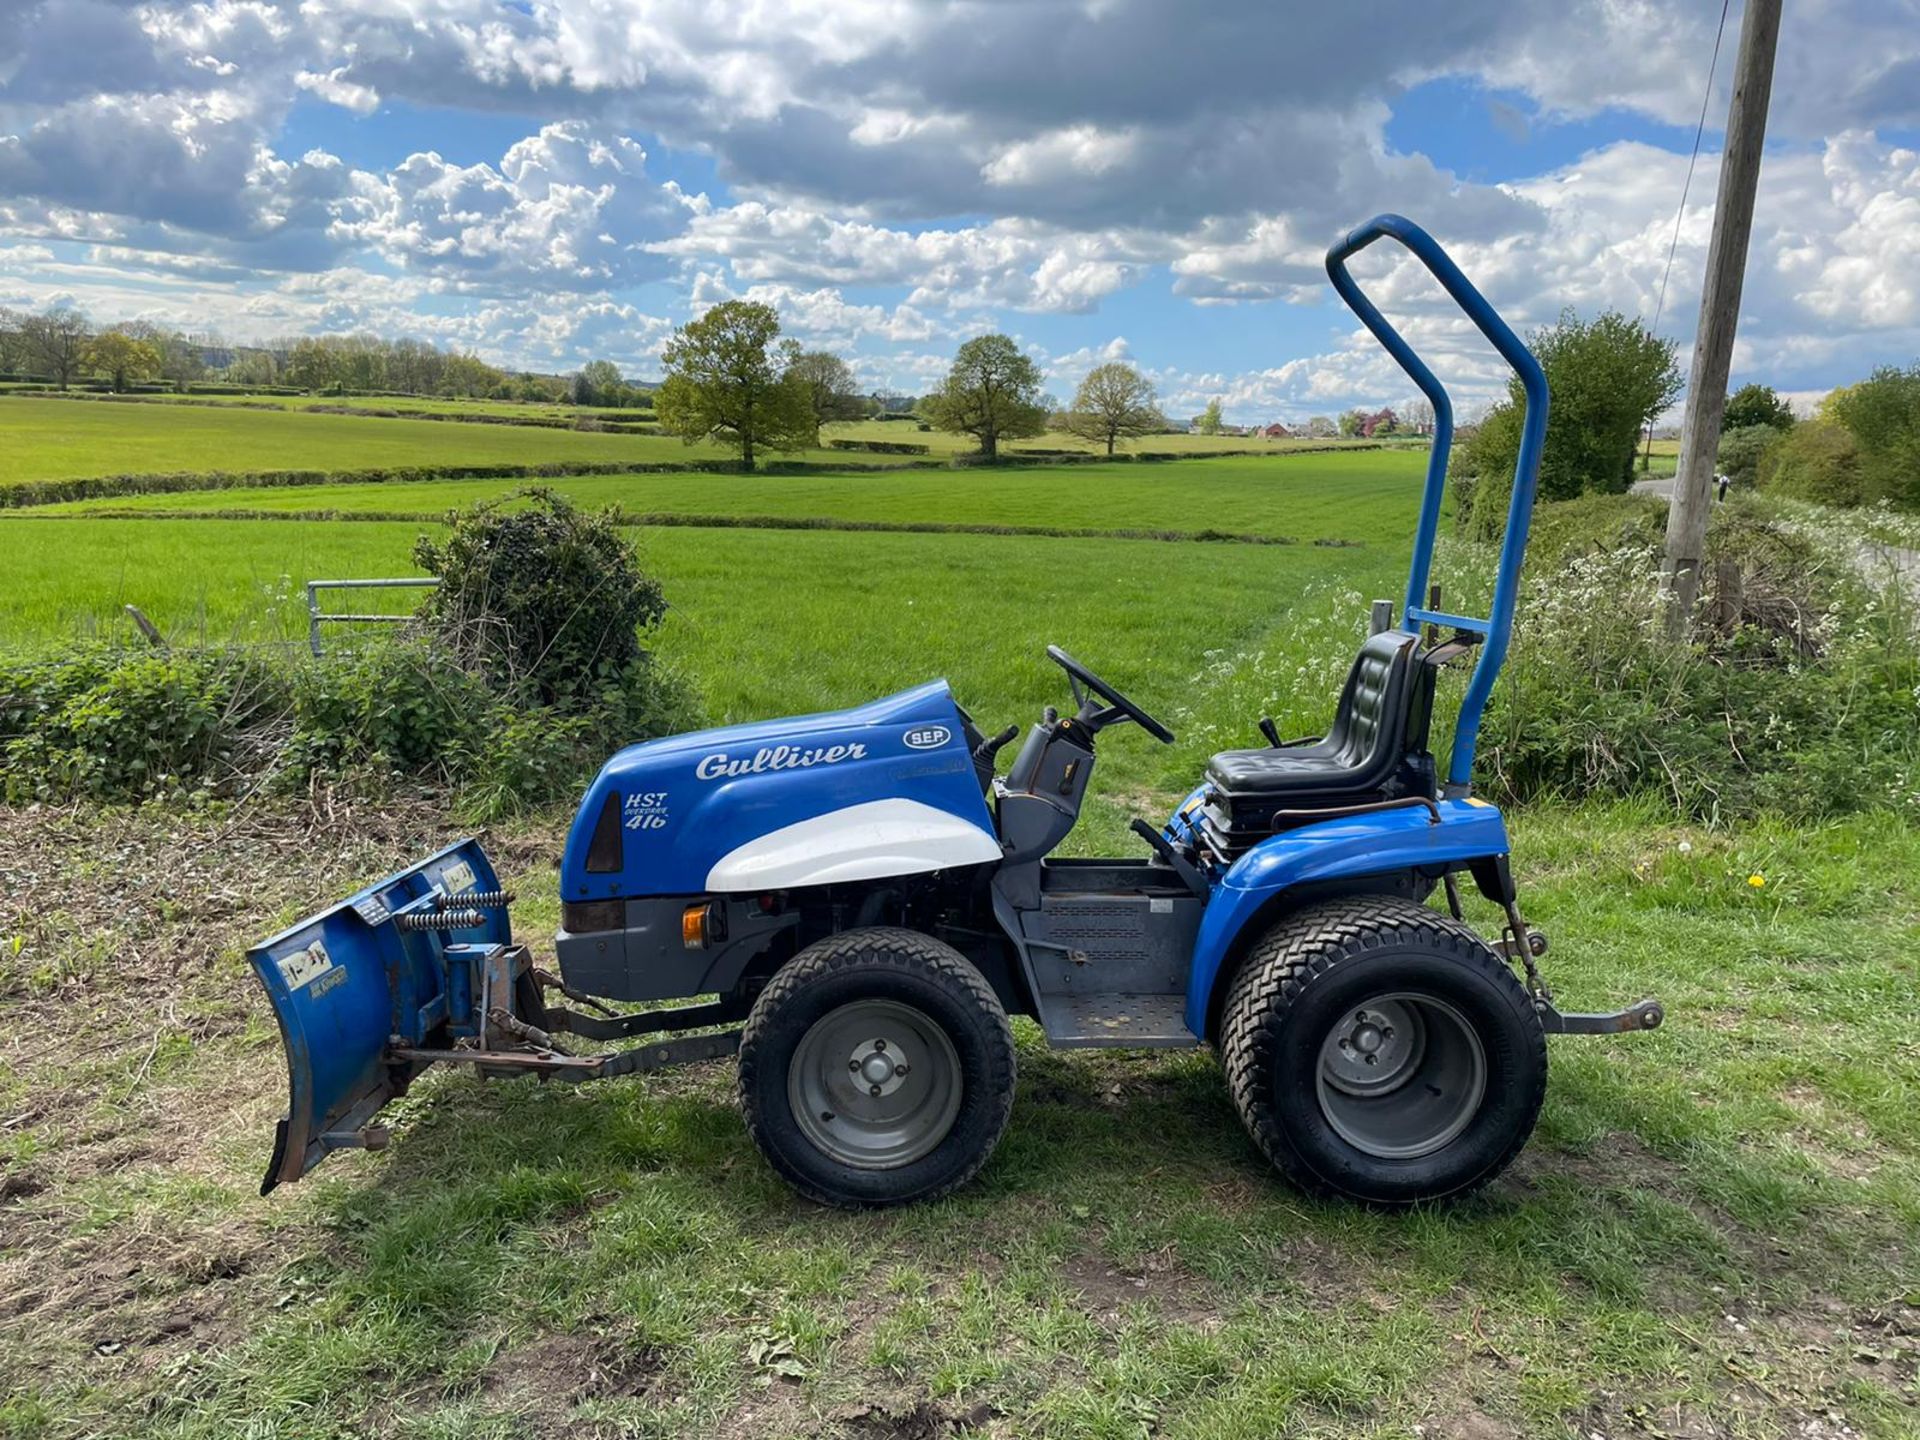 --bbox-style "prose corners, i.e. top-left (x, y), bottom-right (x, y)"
top-left (247, 838), bottom-right (513, 1194)
top-left (248, 837), bottom-right (747, 1194)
